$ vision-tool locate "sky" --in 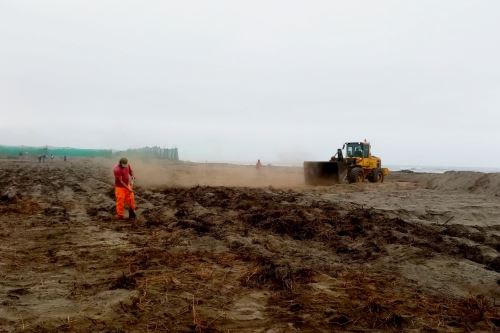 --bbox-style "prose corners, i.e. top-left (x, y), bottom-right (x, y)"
top-left (1, 1), bottom-right (499, 167)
